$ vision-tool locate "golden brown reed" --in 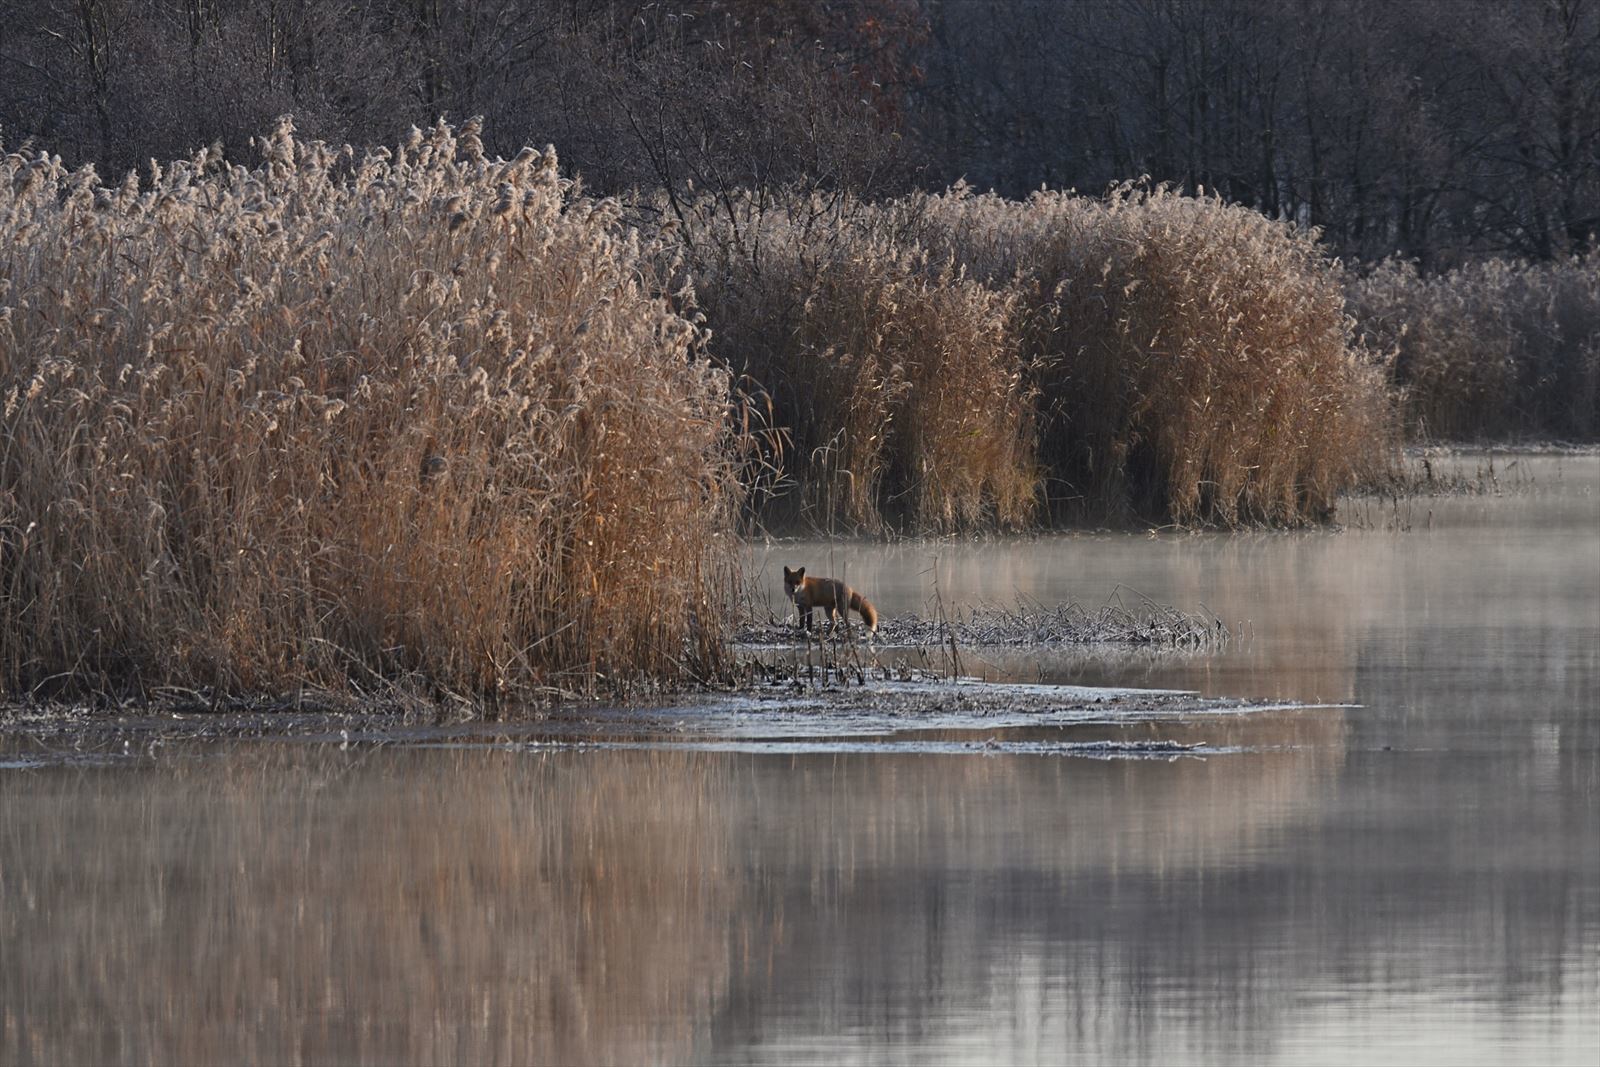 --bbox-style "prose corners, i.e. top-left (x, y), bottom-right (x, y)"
top-left (0, 117), bottom-right (1417, 702)
top-left (672, 194), bottom-right (1040, 534)
top-left (0, 118), bottom-right (742, 700)
top-left (900, 182), bottom-right (1398, 525)
top-left (667, 181), bottom-right (1396, 532)
top-left (1349, 254), bottom-right (1600, 442)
